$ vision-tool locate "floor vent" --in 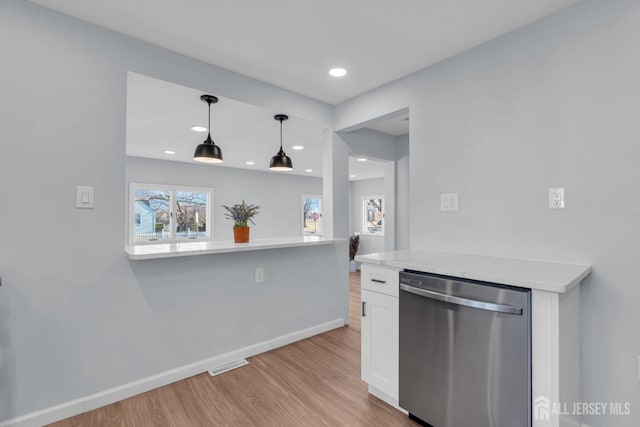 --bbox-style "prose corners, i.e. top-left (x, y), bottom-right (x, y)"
top-left (207, 359), bottom-right (249, 377)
